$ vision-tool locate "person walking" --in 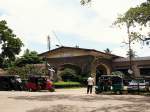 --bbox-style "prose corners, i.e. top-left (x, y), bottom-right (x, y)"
top-left (87, 76), bottom-right (94, 94)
